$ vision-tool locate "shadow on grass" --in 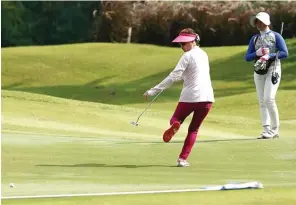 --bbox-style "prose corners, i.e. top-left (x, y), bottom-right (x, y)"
top-left (114, 138), bottom-right (258, 145)
top-left (4, 46), bottom-right (296, 105)
top-left (36, 163), bottom-right (176, 168)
